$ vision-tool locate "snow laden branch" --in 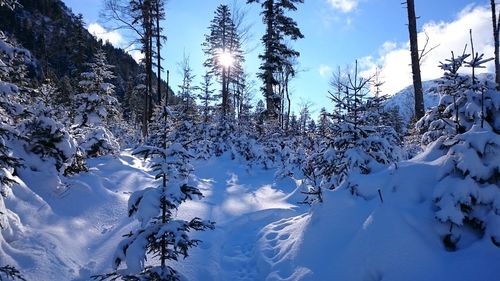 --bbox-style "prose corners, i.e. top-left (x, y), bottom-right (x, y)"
top-left (93, 111), bottom-right (214, 281)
